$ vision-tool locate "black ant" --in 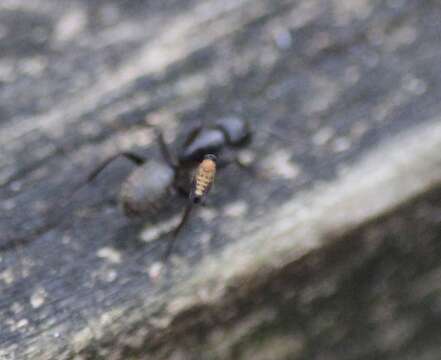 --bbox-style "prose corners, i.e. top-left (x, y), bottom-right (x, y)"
top-left (87, 117), bottom-right (252, 258)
